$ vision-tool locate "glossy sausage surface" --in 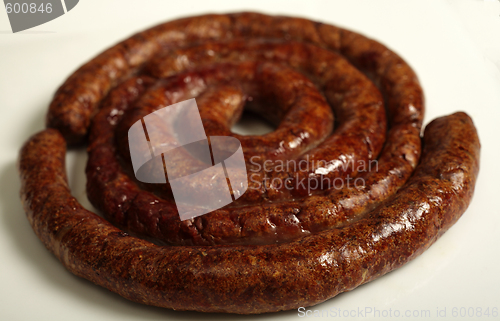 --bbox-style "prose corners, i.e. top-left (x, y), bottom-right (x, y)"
top-left (19, 12), bottom-right (480, 314)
